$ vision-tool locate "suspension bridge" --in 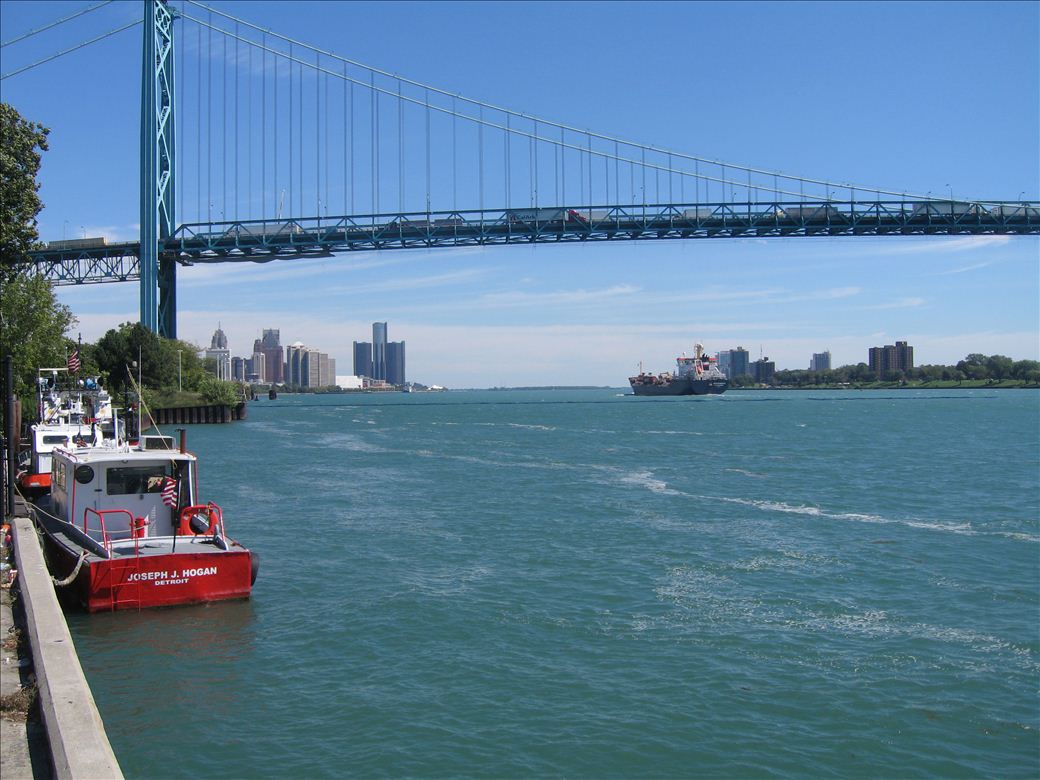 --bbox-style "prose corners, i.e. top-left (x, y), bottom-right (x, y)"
top-left (5, 0), bottom-right (1038, 339)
